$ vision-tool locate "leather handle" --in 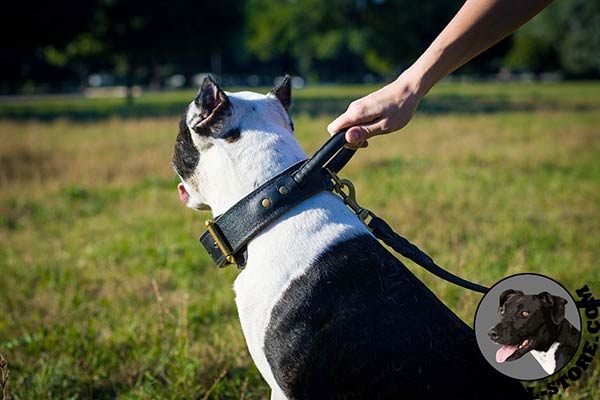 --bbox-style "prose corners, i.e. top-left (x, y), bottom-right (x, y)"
top-left (324, 147), bottom-right (356, 174)
top-left (292, 129), bottom-right (356, 186)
